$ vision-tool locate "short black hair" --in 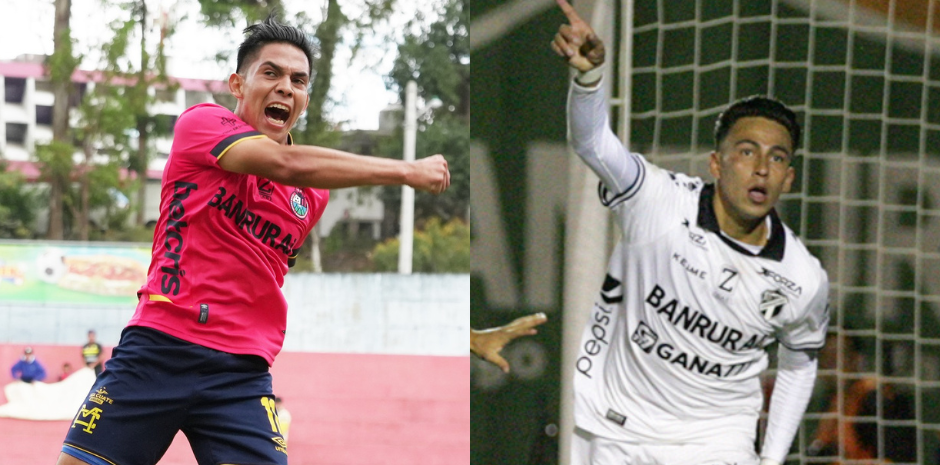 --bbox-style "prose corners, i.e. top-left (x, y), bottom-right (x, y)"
top-left (236, 16), bottom-right (316, 77)
top-left (714, 96), bottom-right (801, 152)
